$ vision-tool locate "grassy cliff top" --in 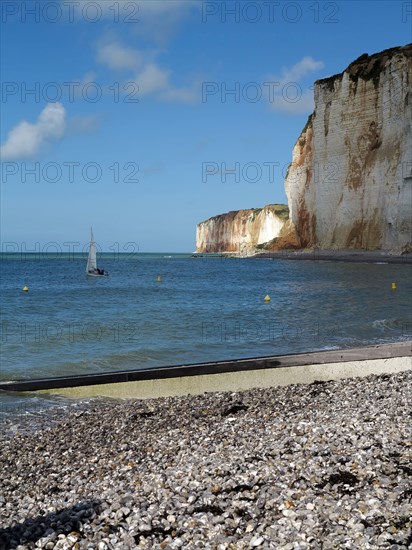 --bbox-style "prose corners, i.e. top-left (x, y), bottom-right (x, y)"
top-left (316, 43), bottom-right (412, 91)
